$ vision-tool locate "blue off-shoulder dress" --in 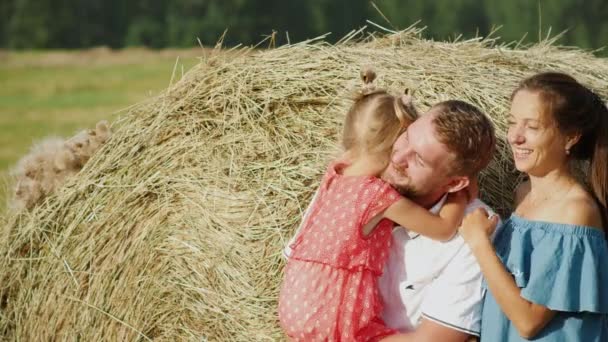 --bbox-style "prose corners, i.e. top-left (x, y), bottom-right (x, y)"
top-left (480, 214), bottom-right (608, 341)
